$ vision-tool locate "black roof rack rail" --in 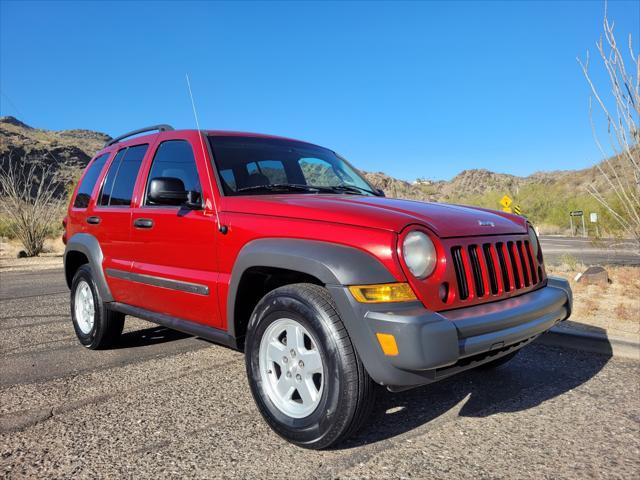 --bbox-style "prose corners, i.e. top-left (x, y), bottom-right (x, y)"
top-left (105, 124), bottom-right (174, 147)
